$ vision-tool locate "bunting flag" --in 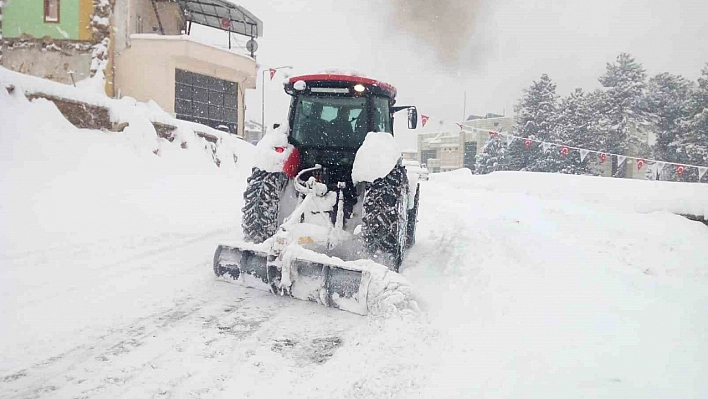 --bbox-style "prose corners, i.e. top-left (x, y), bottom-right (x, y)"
top-left (580, 149), bottom-right (590, 162)
top-left (269, 68), bottom-right (276, 80)
top-left (656, 161), bottom-right (666, 176)
top-left (421, 115), bottom-right (430, 127)
top-left (431, 122), bottom-right (707, 183)
top-left (637, 159), bottom-right (645, 171)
